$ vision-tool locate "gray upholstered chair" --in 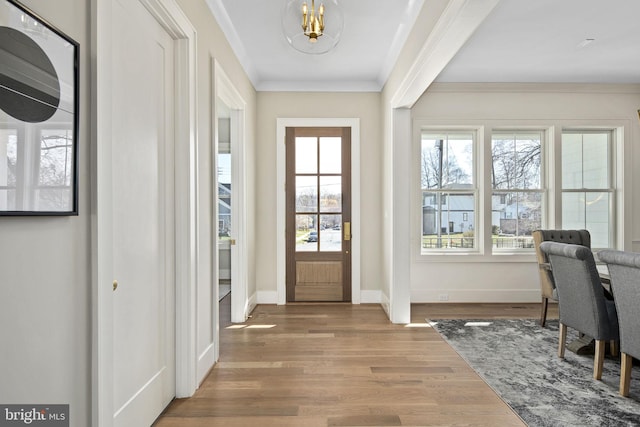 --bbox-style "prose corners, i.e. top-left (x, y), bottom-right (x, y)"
top-left (532, 229), bottom-right (591, 326)
top-left (539, 242), bottom-right (619, 380)
top-left (597, 249), bottom-right (640, 396)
